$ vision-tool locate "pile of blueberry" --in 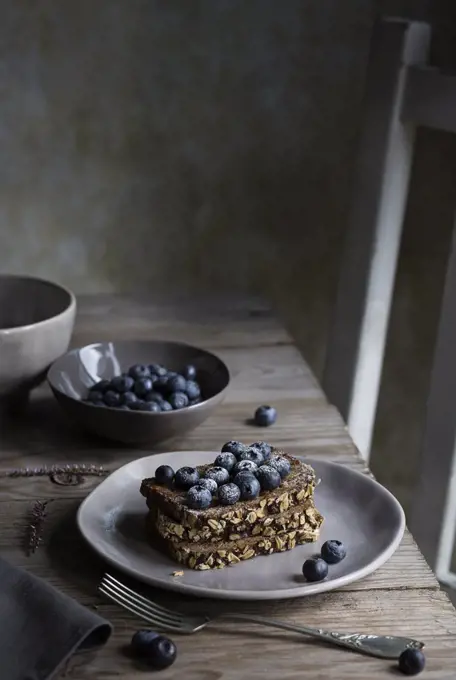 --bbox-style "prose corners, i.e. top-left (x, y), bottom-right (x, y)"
top-left (154, 440), bottom-right (291, 509)
top-left (84, 363), bottom-right (202, 412)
